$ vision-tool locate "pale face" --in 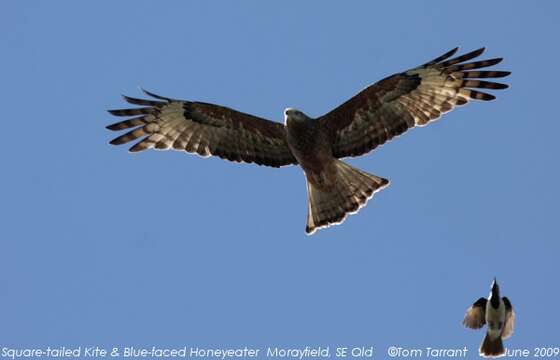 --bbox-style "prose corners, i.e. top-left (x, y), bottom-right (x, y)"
top-left (284, 108), bottom-right (307, 126)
